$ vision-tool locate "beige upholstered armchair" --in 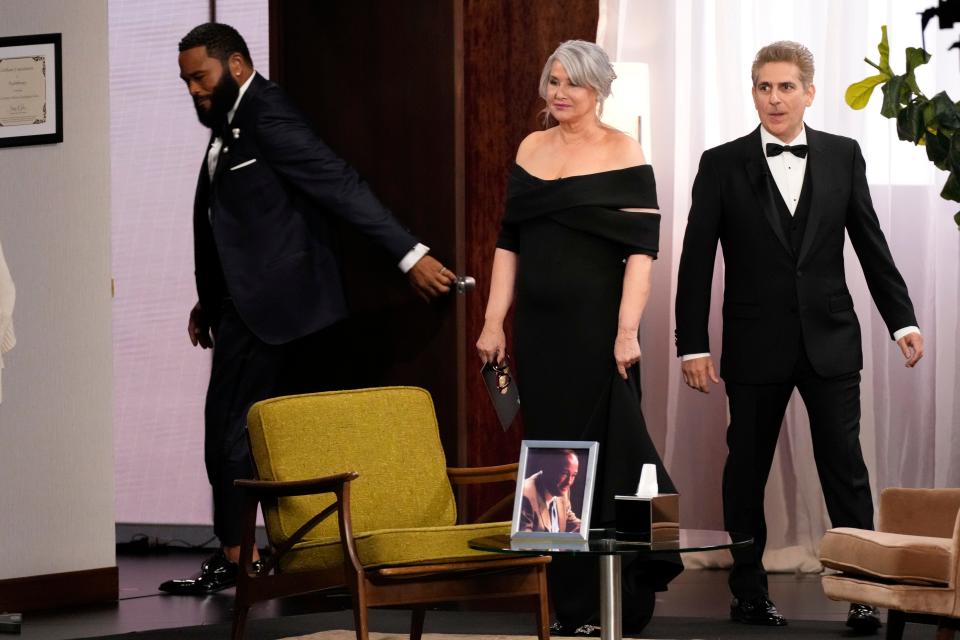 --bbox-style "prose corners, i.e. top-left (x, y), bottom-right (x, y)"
top-left (820, 488), bottom-right (960, 639)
